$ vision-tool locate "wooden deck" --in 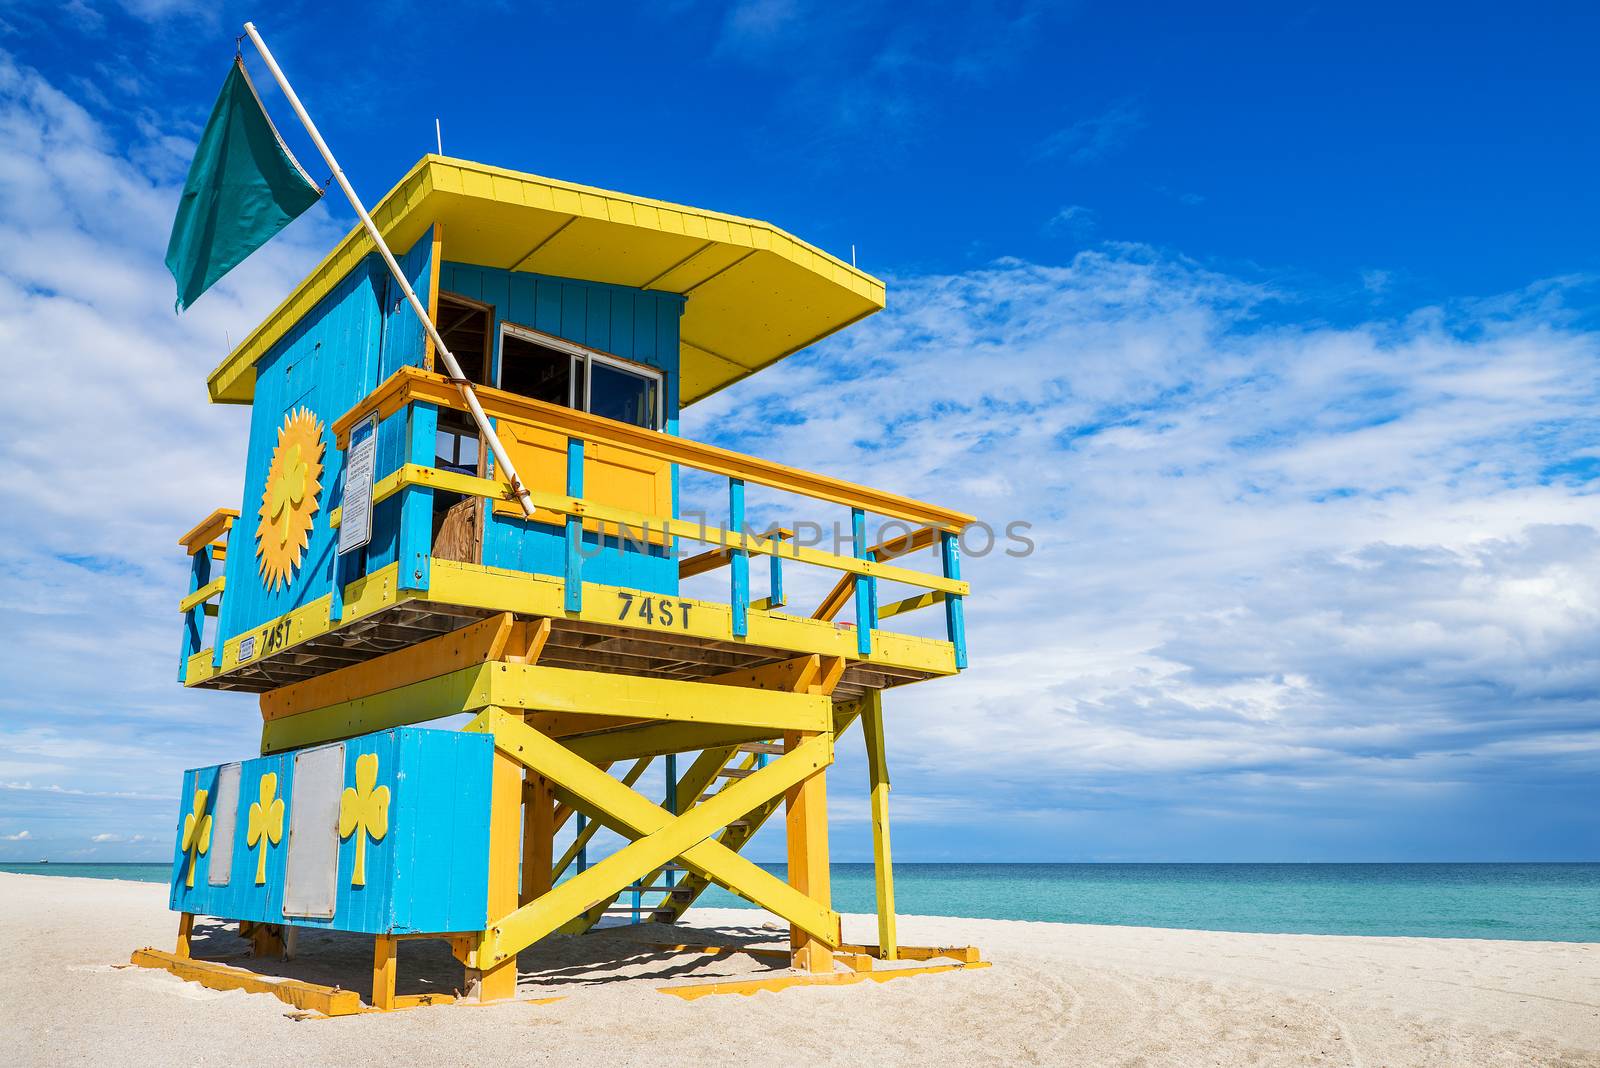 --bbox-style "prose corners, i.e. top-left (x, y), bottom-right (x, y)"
top-left (195, 598), bottom-right (942, 701)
